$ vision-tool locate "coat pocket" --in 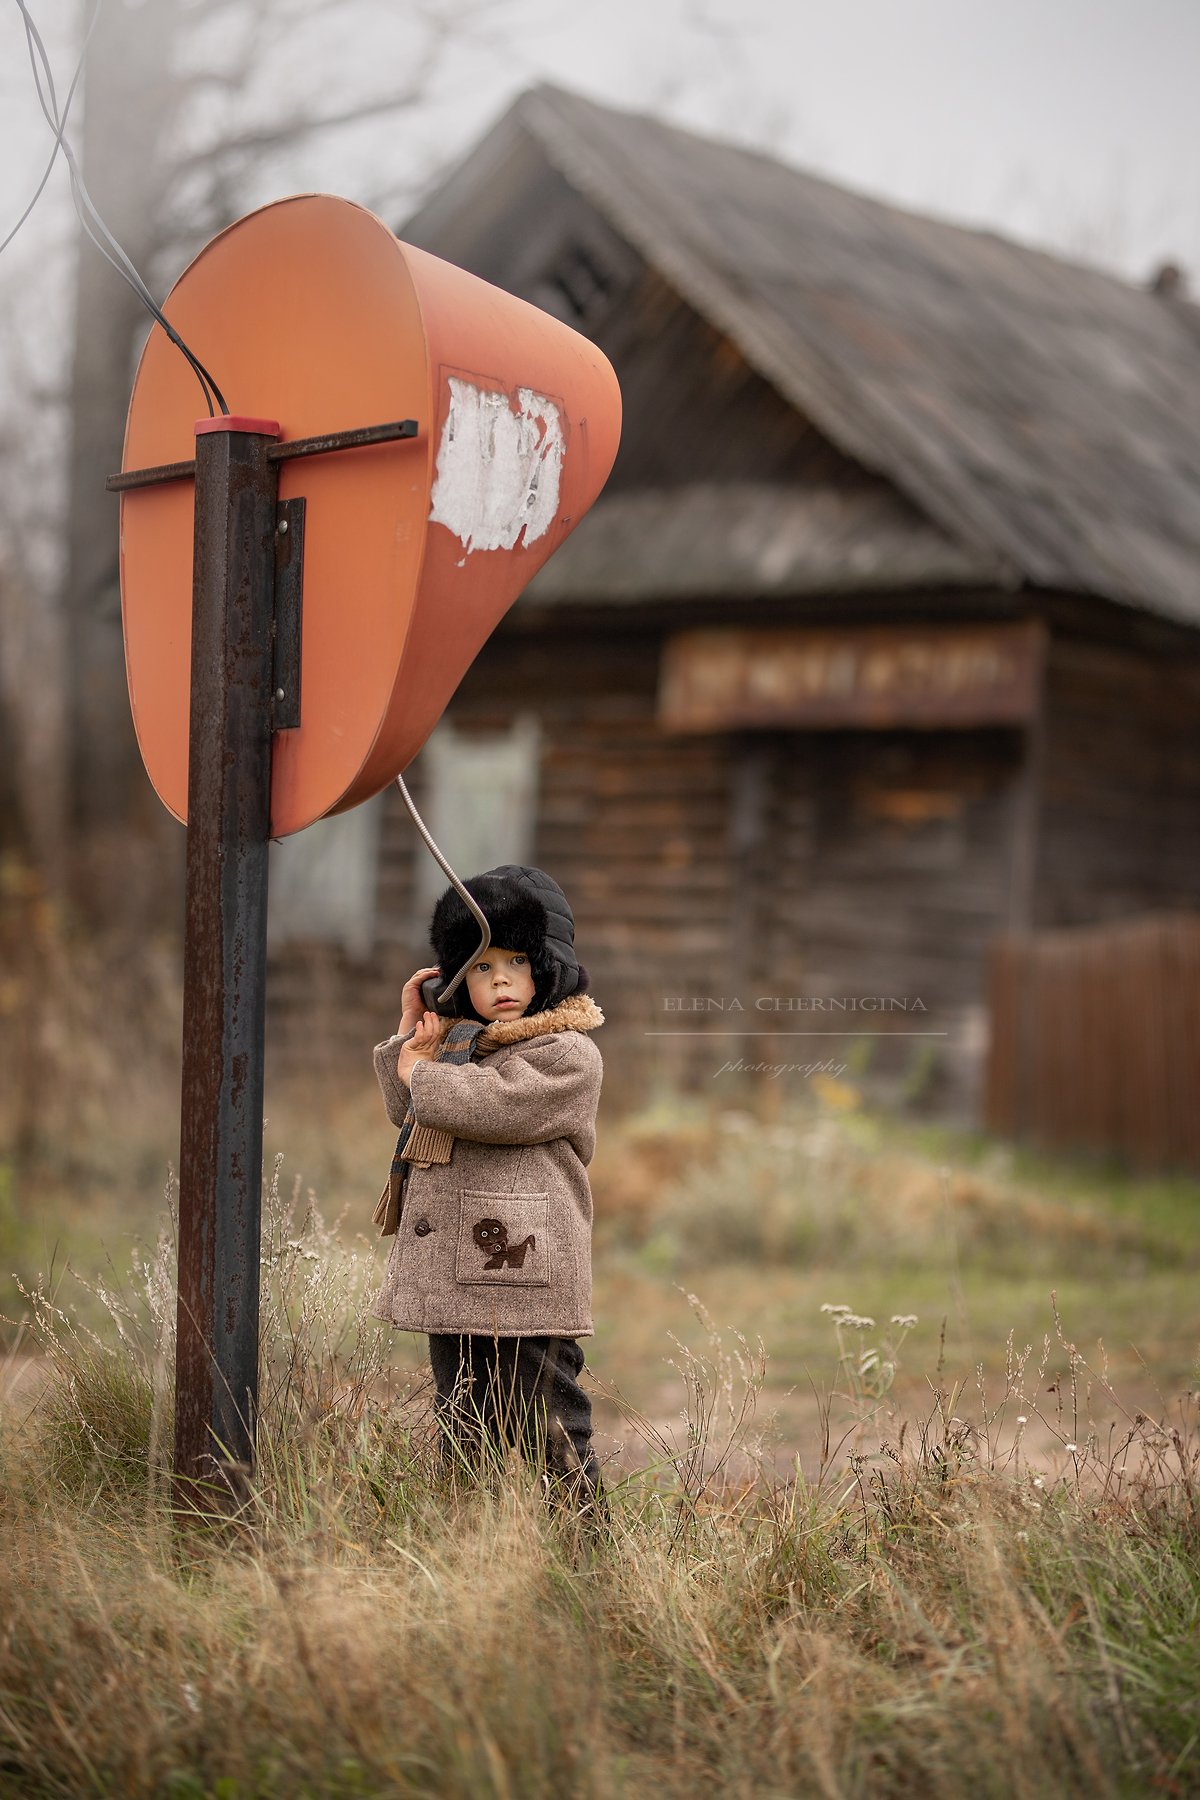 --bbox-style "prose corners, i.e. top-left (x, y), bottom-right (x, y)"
top-left (455, 1191), bottom-right (551, 1288)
